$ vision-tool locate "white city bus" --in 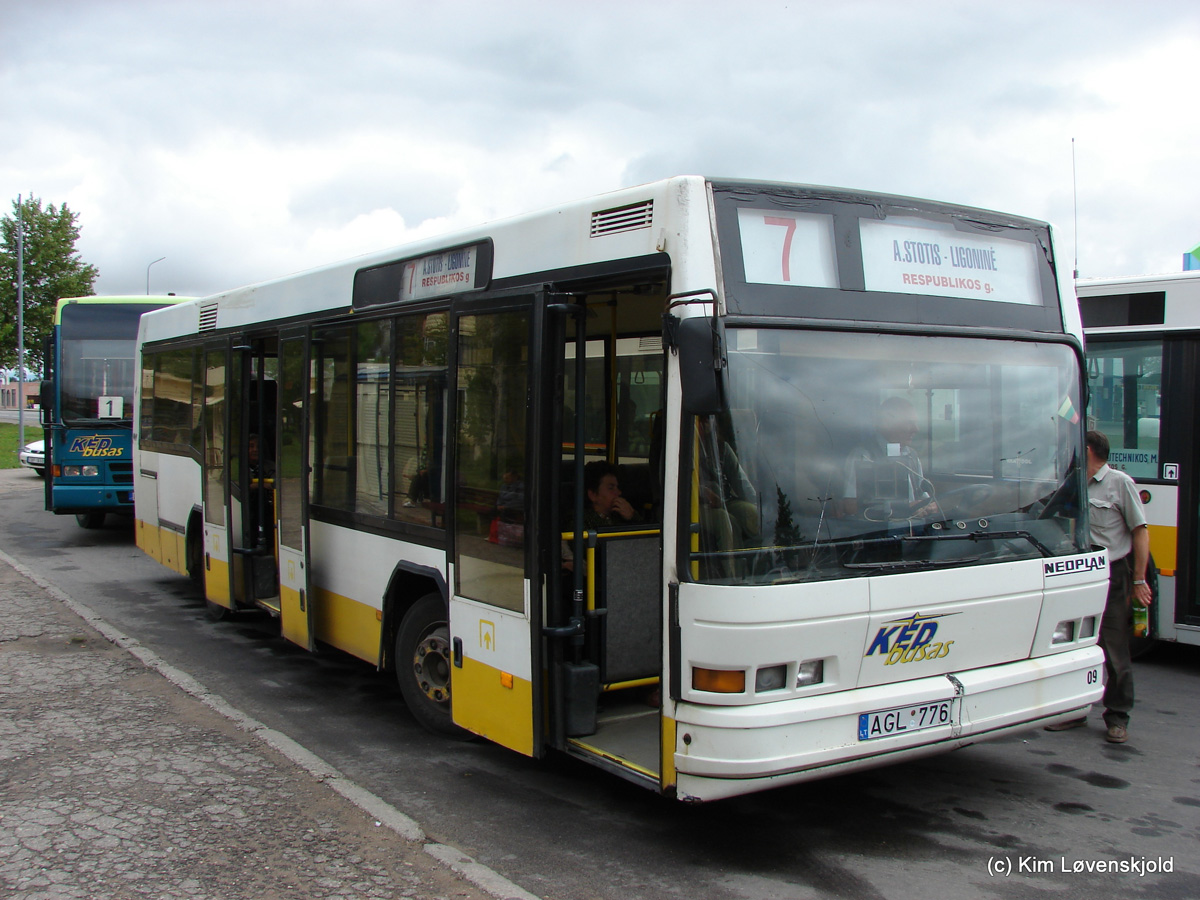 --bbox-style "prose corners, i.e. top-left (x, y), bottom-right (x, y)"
top-left (1079, 270), bottom-right (1200, 652)
top-left (134, 176), bottom-right (1107, 801)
